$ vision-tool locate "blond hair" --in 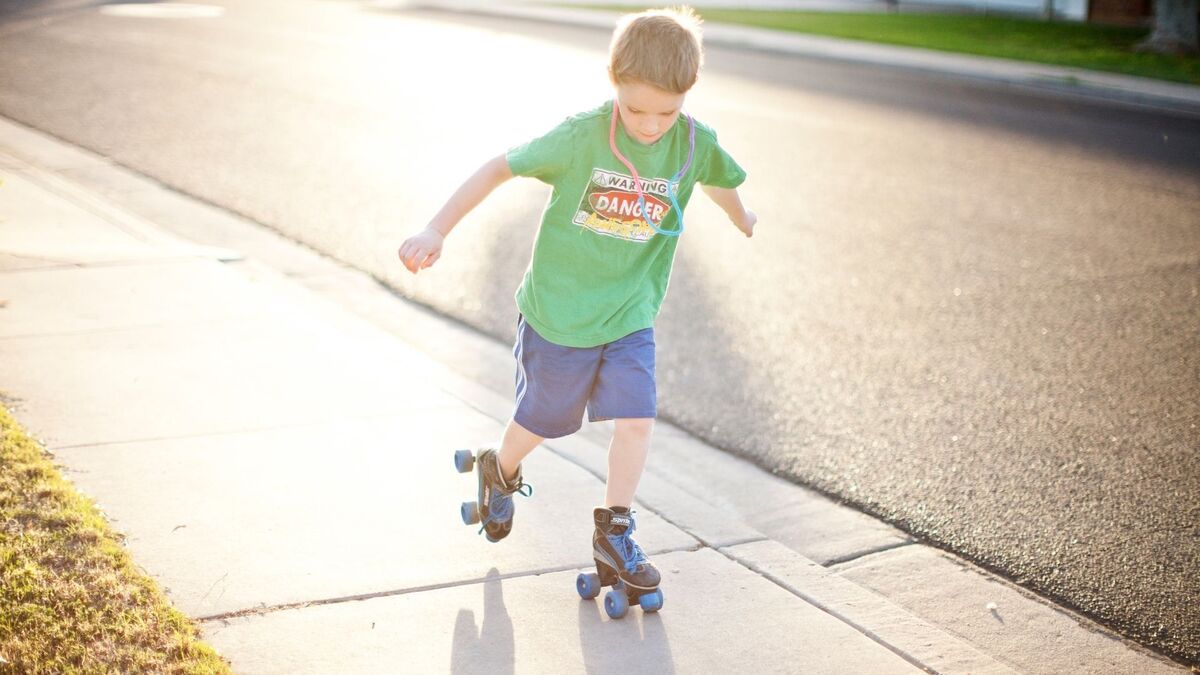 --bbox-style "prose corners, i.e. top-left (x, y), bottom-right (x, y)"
top-left (608, 6), bottom-right (704, 94)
